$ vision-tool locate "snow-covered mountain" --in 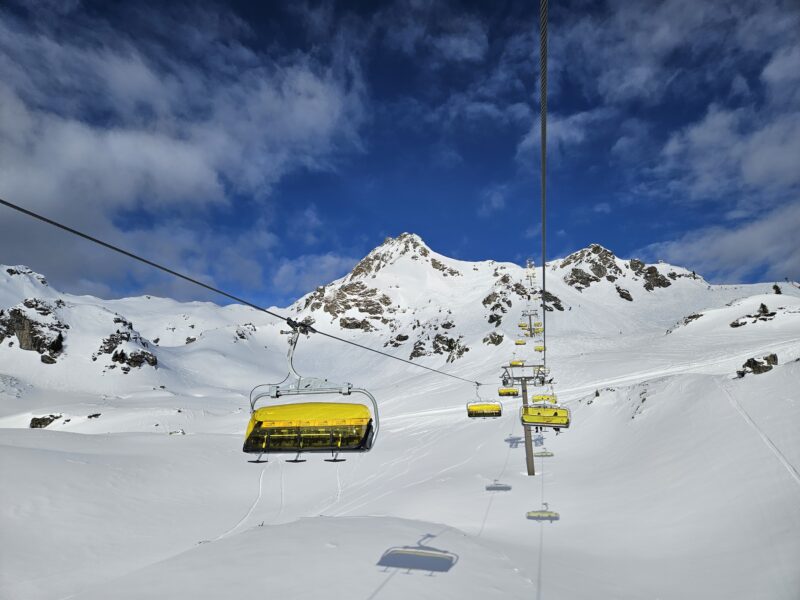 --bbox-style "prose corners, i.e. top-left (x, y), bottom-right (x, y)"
top-left (2, 235), bottom-right (799, 600)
